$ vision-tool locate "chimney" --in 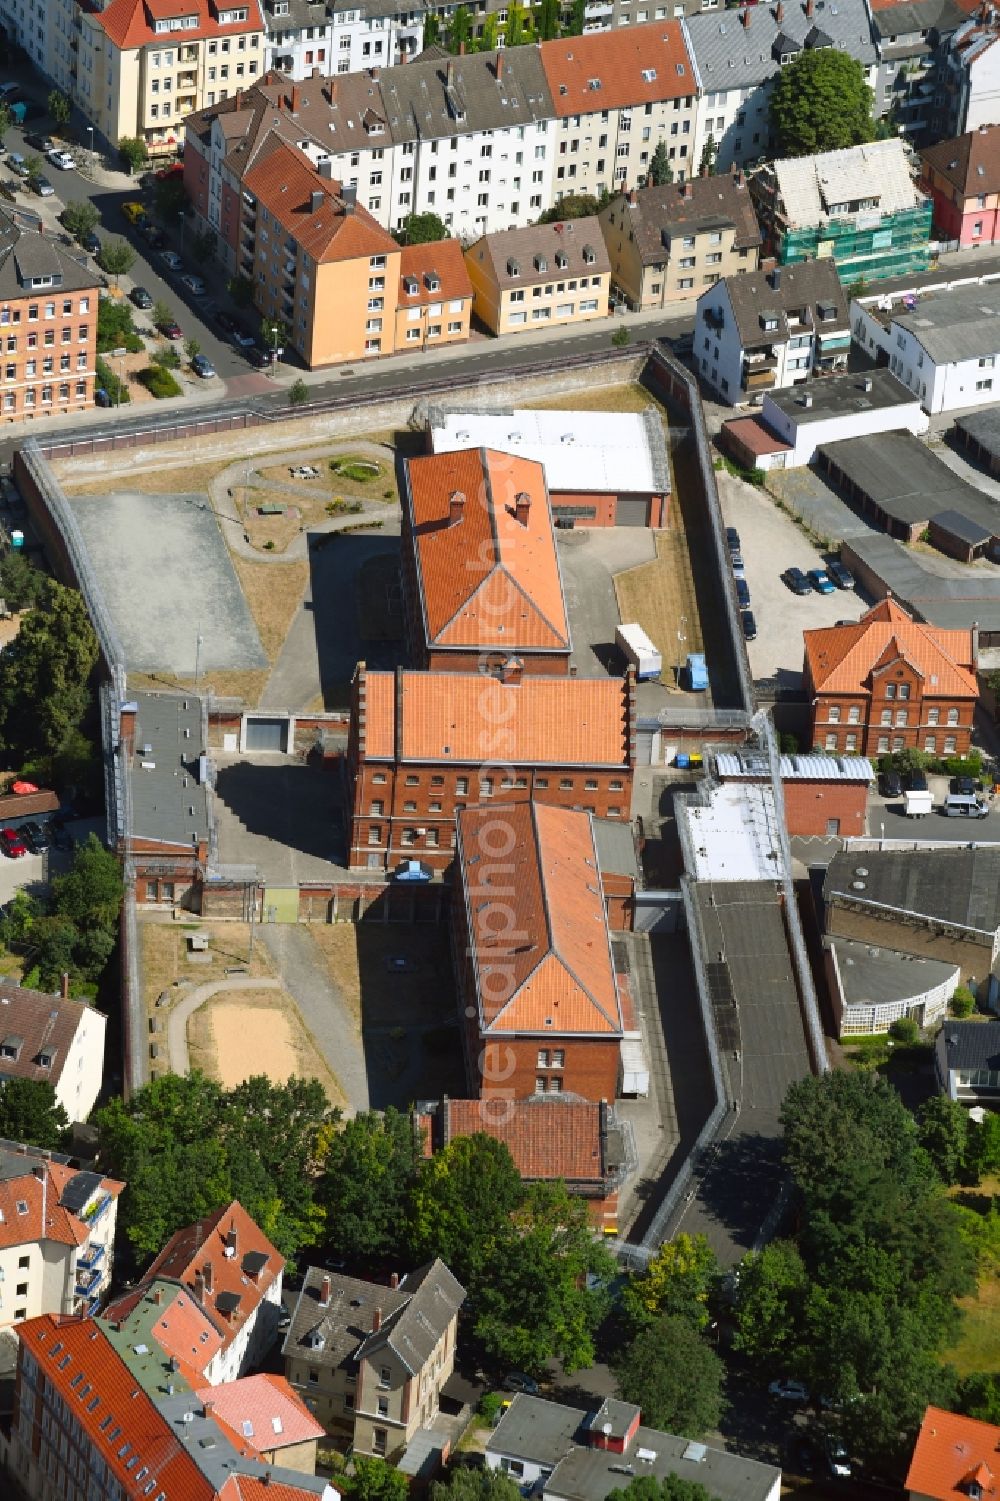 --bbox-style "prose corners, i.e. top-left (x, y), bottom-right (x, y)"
top-left (319, 1273), bottom-right (332, 1305)
top-left (802, 393), bottom-right (813, 409)
top-left (342, 184), bottom-right (357, 213)
top-left (805, 0), bottom-right (814, 14)
top-left (194, 1269), bottom-right (206, 1302)
top-left (372, 1306), bottom-right (382, 1333)
top-left (60, 972), bottom-right (69, 1000)
top-left (290, 83), bottom-right (301, 115)
top-left (325, 78), bottom-right (337, 105)
top-left (446, 59), bottom-right (456, 88)
top-left (495, 51), bottom-right (504, 82)
top-left (310, 188), bottom-right (323, 213)
top-left (235, 88), bottom-right (243, 111)
top-left (153, 1288), bottom-right (163, 1306)
top-left (682, 180), bottom-right (693, 199)
top-left (734, 166), bottom-right (744, 189)
top-left (311, 67), bottom-right (321, 80)
top-left (862, 375), bottom-right (873, 392)
top-left (203, 1259), bottom-right (213, 1293)
top-left (459, 40), bottom-right (466, 55)
top-left (776, 0), bottom-right (784, 17)
top-left (448, 489), bottom-right (466, 525)
top-left (203, 1400), bottom-right (215, 1419)
top-left (740, 4), bottom-right (750, 24)
top-left (627, 188), bottom-right (637, 204)
top-left (32, 1164), bottom-right (45, 1181)
top-left (500, 657), bottom-right (524, 685)
top-left (514, 489), bottom-right (531, 525)
top-left (389, 1272), bottom-right (399, 1289)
